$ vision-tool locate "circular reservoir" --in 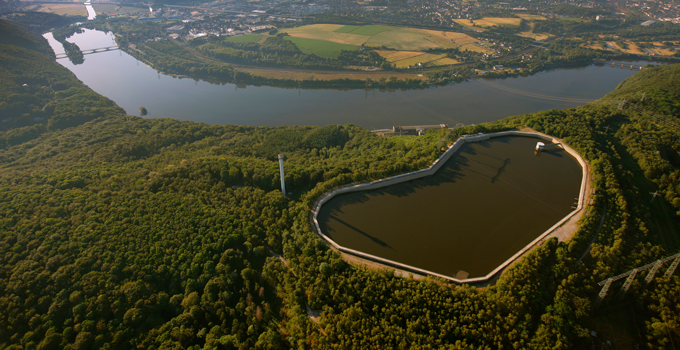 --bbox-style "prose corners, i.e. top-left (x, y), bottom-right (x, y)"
top-left (317, 136), bottom-right (583, 279)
